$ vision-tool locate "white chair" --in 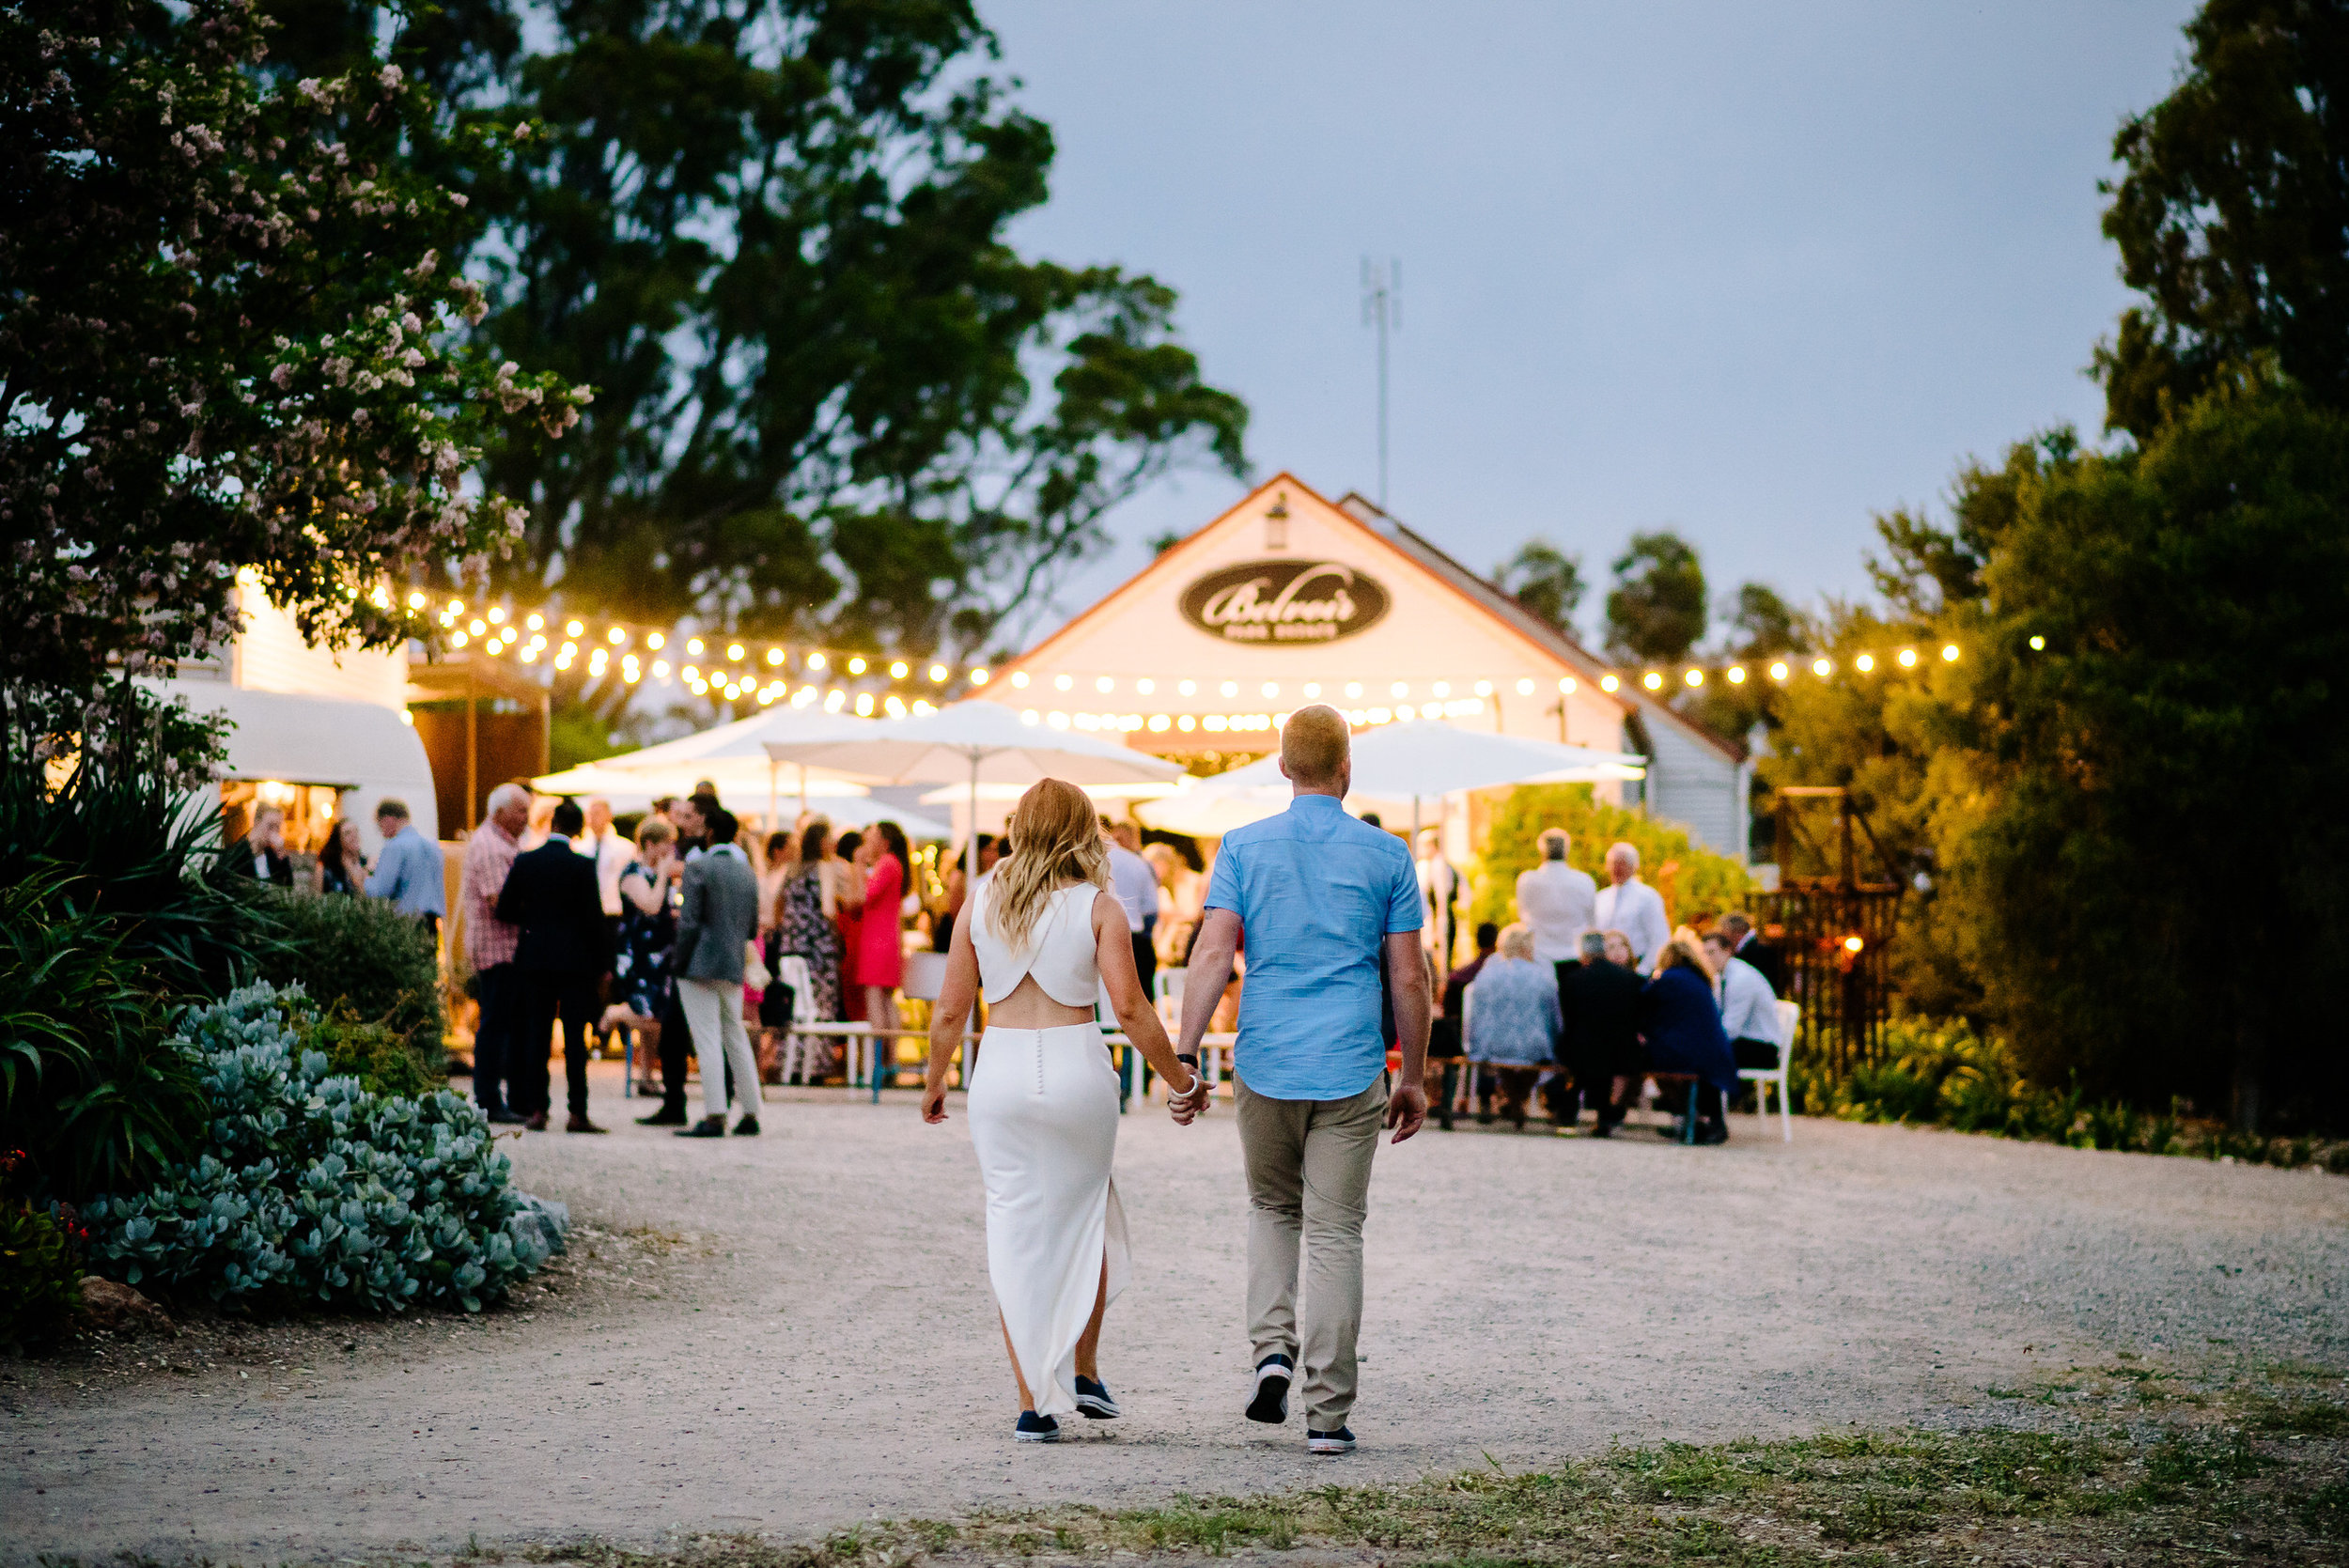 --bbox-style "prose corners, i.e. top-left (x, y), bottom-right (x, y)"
top-left (1738, 1000), bottom-right (1799, 1141)
top-left (772, 956), bottom-right (827, 1085)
